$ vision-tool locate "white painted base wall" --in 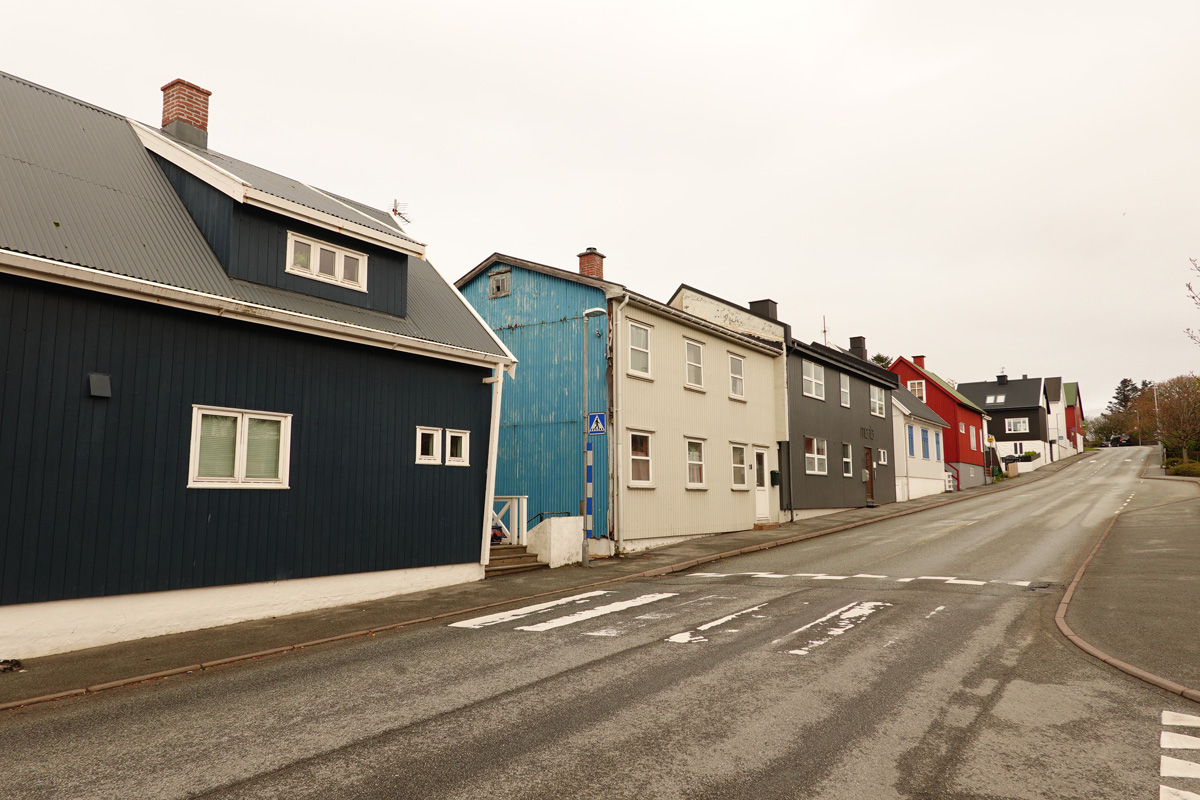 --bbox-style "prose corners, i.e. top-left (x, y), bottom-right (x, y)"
top-left (896, 476), bottom-right (945, 502)
top-left (618, 531), bottom-right (718, 554)
top-left (0, 562), bottom-right (483, 659)
top-left (787, 507), bottom-right (851, 521)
